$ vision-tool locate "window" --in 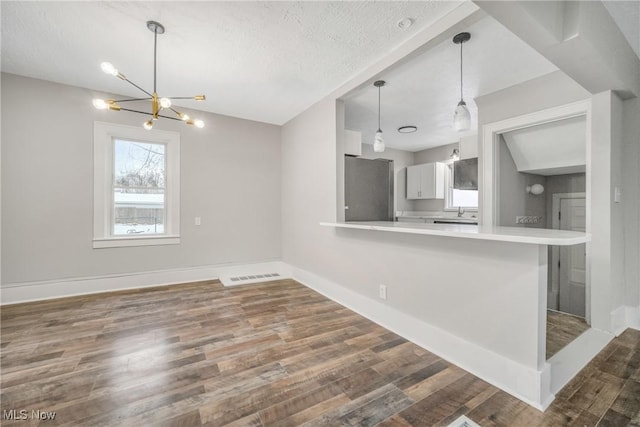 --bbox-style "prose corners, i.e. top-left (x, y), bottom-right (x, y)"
top-left (93, 122), bottom-right (180, 248)
top-left (444, 162), bottom-right (478, 211)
